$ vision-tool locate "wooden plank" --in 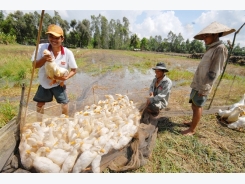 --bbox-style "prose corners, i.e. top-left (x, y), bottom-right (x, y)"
top-left (0, 118), bottom-right (19, 172)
